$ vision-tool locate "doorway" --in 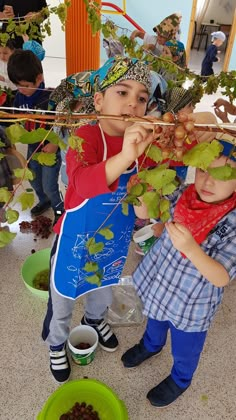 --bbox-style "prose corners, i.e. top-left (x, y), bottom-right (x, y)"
top-left (186, 0), bottom-right (236, 73)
